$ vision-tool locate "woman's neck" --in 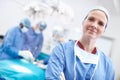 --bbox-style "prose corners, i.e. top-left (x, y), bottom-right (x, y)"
top-left (79, 37), bottom-right (96, 53)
